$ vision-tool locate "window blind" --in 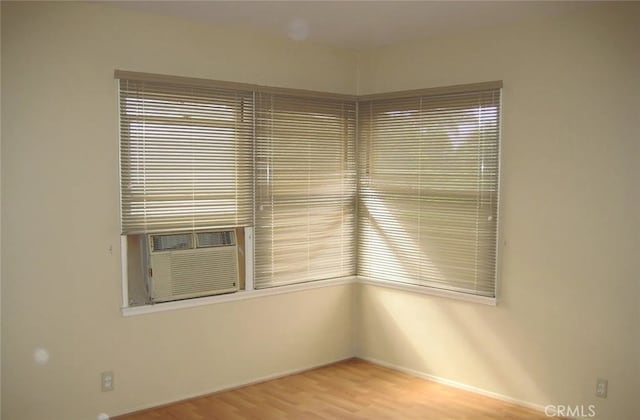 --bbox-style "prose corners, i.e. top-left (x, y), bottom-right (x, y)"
top-left (118, 79), bottom-right (254, 234)
top-left (254, 93), bottom-right (357, 288)
top-left (358, 85), bottom-right (501, 297)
